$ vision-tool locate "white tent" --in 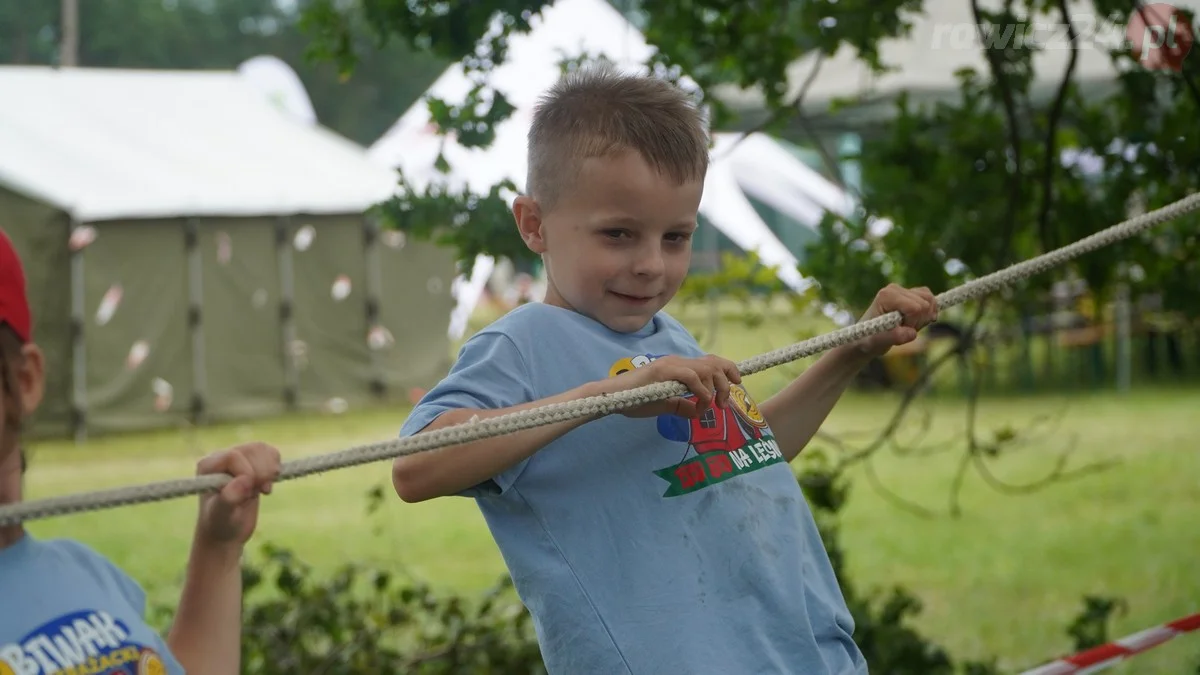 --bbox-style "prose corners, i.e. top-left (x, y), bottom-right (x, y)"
top-left (716, 0), bottom-right (1200, 133)
top-left (370, 0), bottom-right (842, 336)
top-left (713, 132), bottom-right (856, 226)
top-left (0, 66), bottom-right (395, 222)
